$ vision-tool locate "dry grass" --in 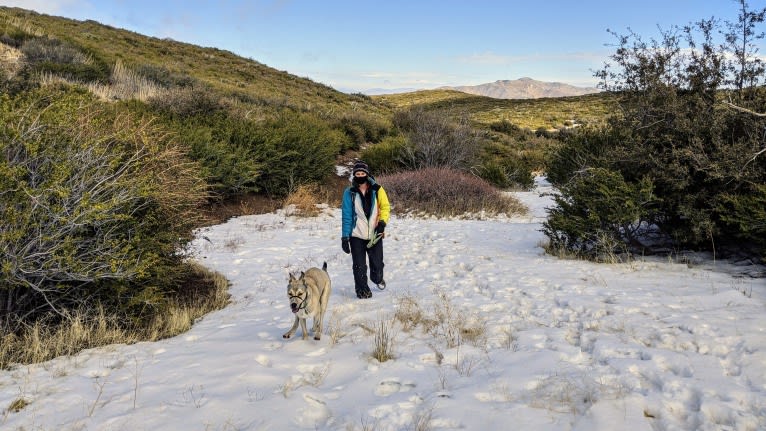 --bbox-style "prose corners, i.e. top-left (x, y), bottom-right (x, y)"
top-left (283, 183), bottom-right (324, 217)
top-left (393, 293), bottom-right (428, 332)
top-left (88, 59), bottom-right (165, 101)
top-left (5, 397), bottom-right (30, 414)
top-left (380, 168), bottom-right (526, 218)
top-left (35, 59), bottom-right (166, 102)
top-left (0, 262), bottom-right (230, 369)
top-left (0, 42), bottom-right (23, 77)
top-left (371, 317), bottom-right (396, 363)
